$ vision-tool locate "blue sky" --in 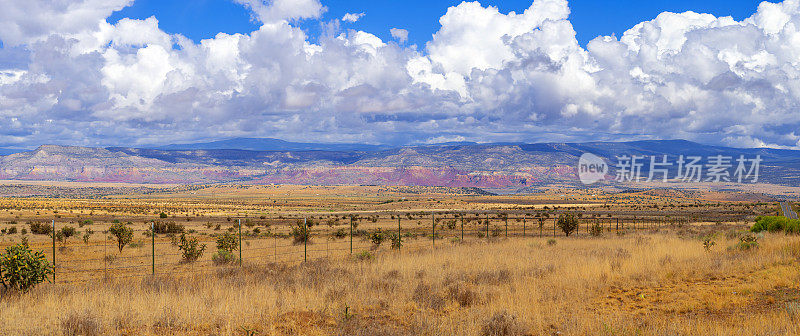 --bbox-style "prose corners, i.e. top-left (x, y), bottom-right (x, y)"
top-left (108, 0), bottom-right (763, 47)
top-left (2, 0), bottom-right (798, 149)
